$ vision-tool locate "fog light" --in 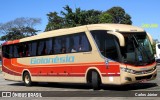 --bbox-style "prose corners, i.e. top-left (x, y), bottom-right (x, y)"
top-left (125, 77), bottom-right (132, 81)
